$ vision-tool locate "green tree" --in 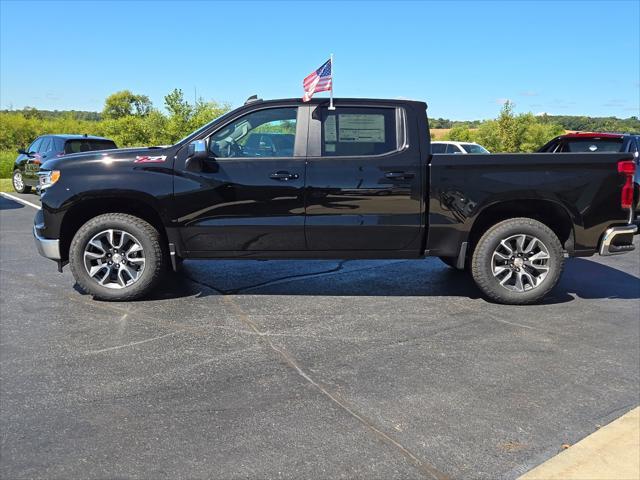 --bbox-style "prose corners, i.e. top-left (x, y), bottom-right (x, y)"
top-left (188, 99), bottom-right (231, 133)
top-left (164, 89), bottom-right (193, 142)
top-left (445, 125), bottom-right (477, 143)
top-left (102, 90), bottom-right (152, 119)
